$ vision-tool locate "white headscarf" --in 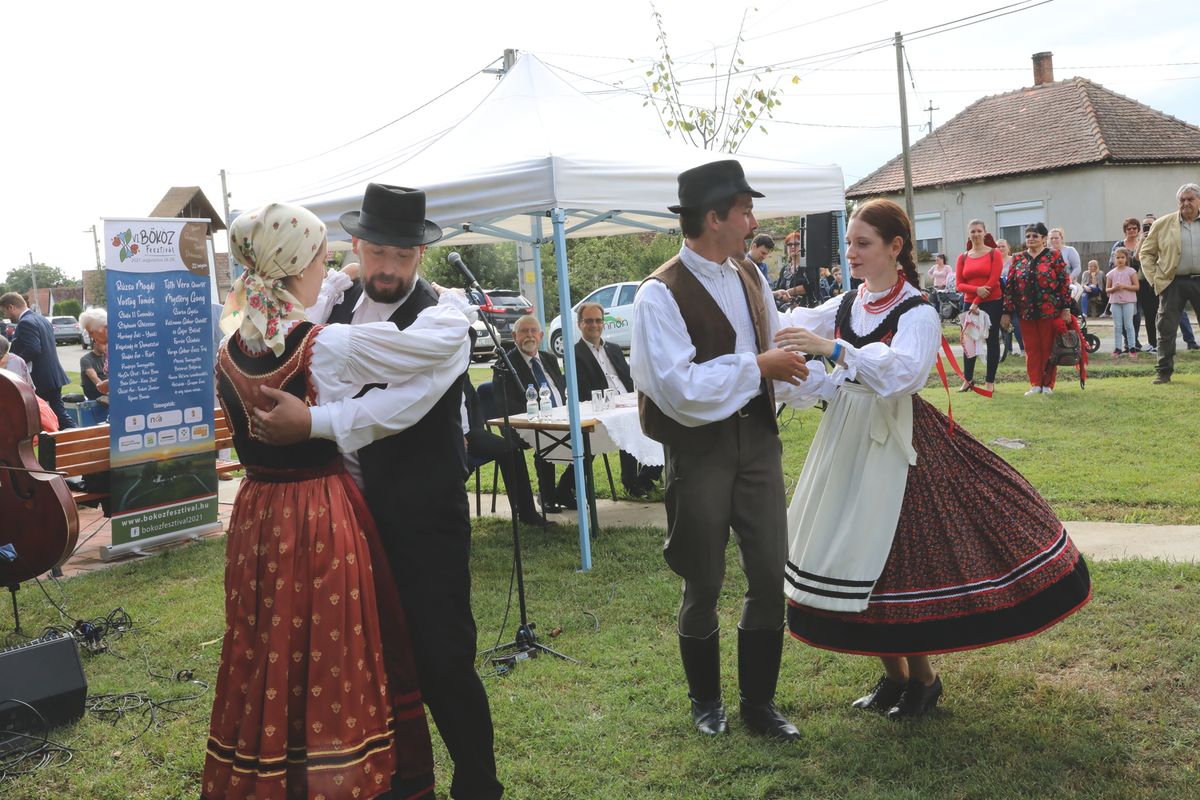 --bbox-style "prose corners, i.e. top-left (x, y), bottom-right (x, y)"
top-left (219, 203), bottom-right (326, 355)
